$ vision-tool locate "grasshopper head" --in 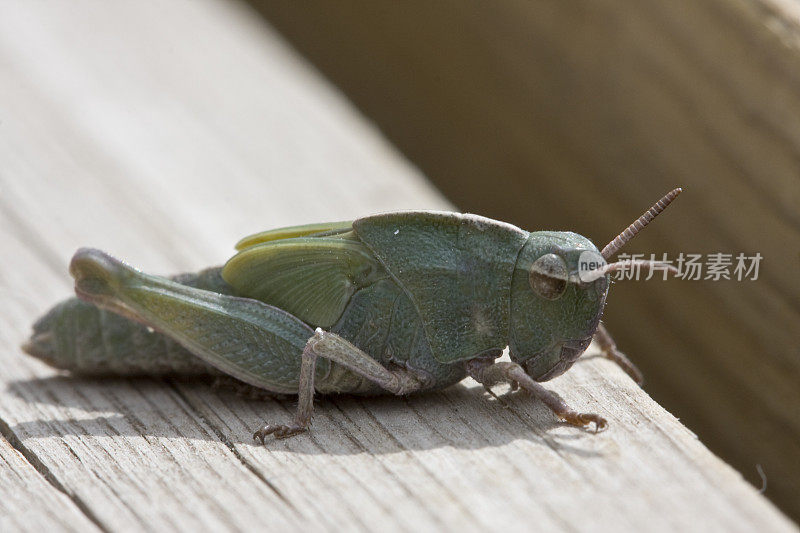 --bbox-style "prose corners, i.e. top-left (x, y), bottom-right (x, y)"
top-left (508, 187), bottom-right (682, 381)
top-left (508, 232), bottom-right (608, 381)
